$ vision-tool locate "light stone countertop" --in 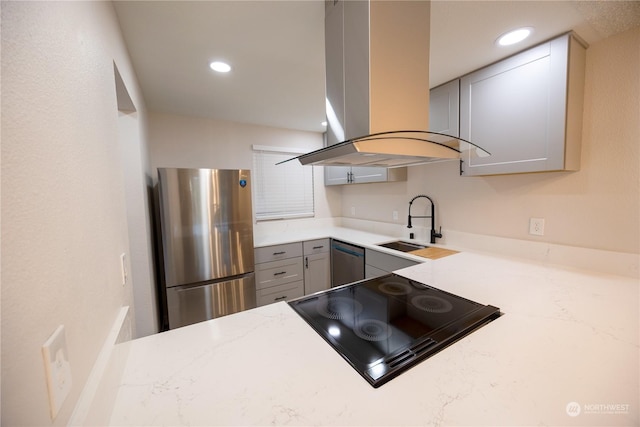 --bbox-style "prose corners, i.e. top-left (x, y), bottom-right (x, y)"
top-left (108, 226), bottom-right (639, 426)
